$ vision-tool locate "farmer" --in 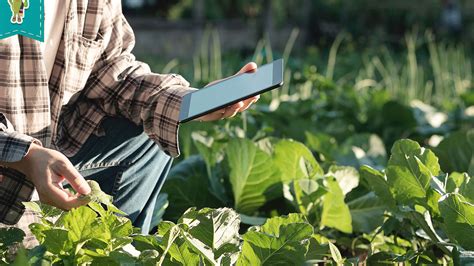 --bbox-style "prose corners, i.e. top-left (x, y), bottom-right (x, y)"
top-left (0, 0), bottom-right (259, 245)
top-left (7, 0), bottom-right (29, 23)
